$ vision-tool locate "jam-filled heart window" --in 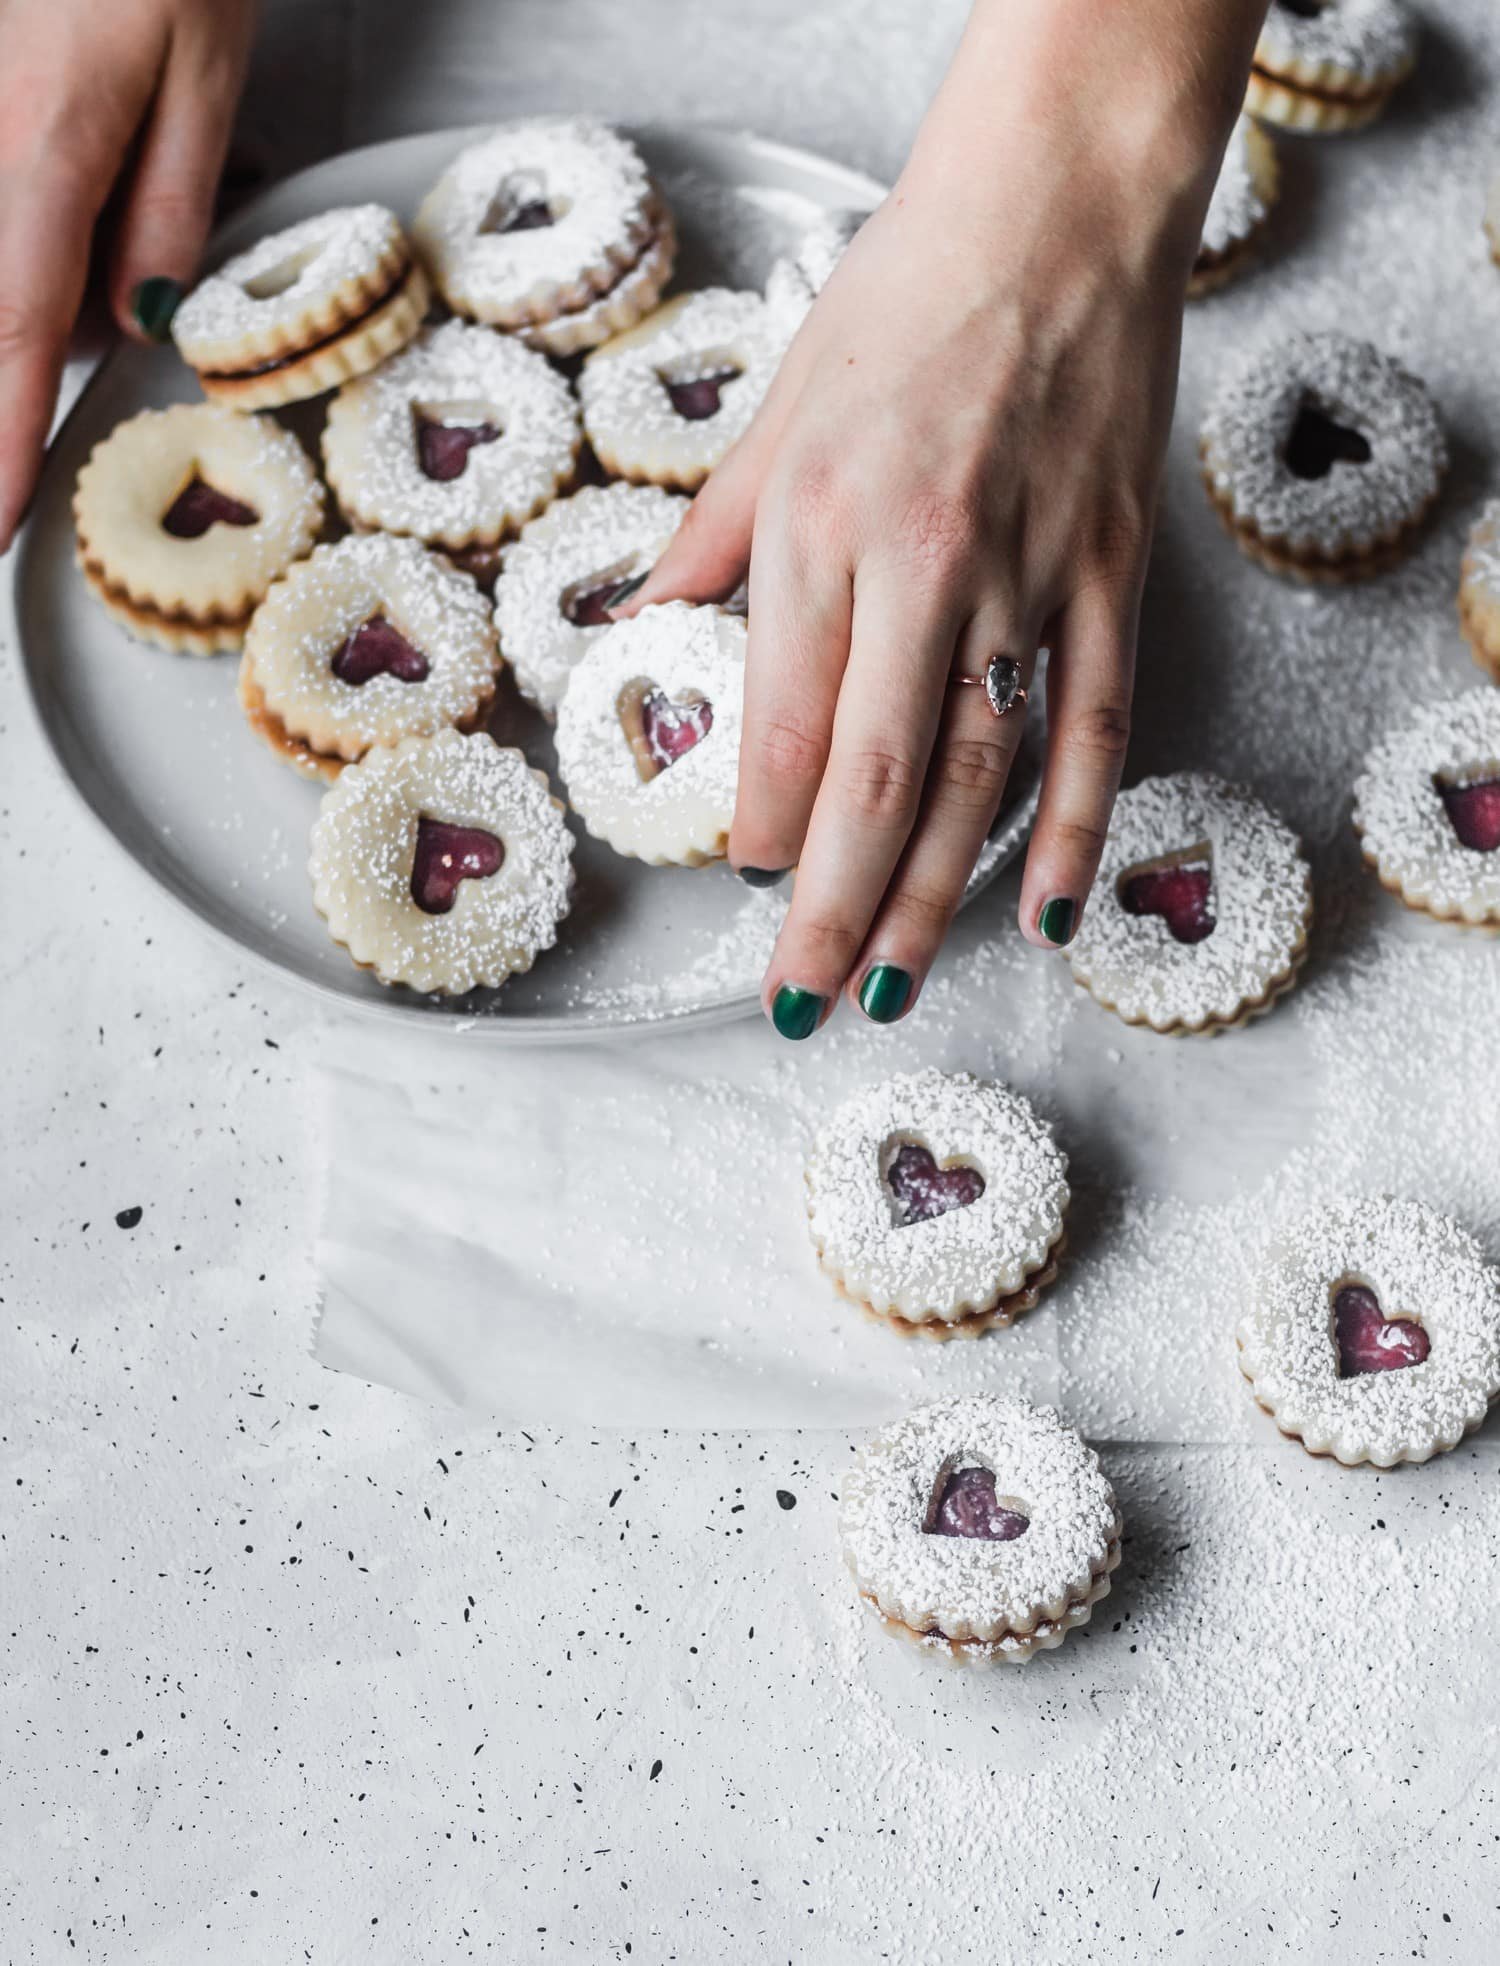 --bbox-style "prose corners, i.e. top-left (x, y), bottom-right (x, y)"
top-left (656, 352), bottom-right (745, 422)
top-left (410, 816), bottom-right (504, 915)
top-left (1283, 398), bottom-right (1372, 482)
top-left (617, 676), bottom-right (715, 780)
top-left (331, 615), bottom-right (431, 687)
top-left (479, 170), bottom-right (568, 236)
top-left (881, 1136), bottom-right (987, 1229)
top-left (160, 475), bottom-right (260, 539)
top-left (561, 557), bottom-right (647, 628)
top-left (1330, 1277), bottom-right (1430, 1378)
top-left (412, 398), bottom-right (505, 483)
top-left (1118, 842), bottom-right (1216, 944)
top-left (1434, 770), bottom-right (1500, 854)
top-left (922, 1457), bottom-right (1031, 1543)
